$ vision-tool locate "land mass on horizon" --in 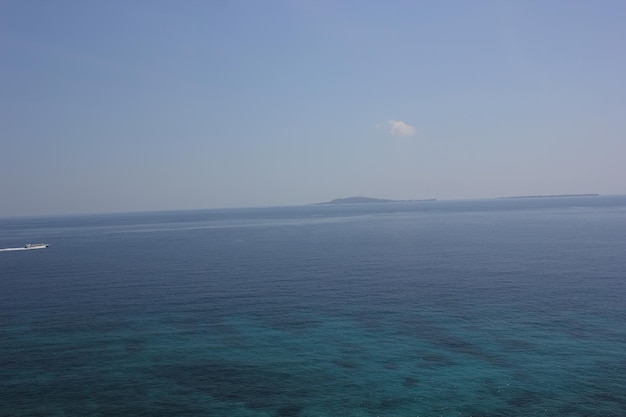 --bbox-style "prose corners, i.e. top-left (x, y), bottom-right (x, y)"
top-left (499, 193), bottom-right (599, 199)
top-left (315, 196), bottom-right (436, 205)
